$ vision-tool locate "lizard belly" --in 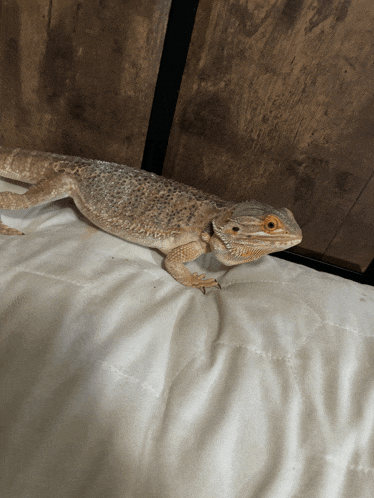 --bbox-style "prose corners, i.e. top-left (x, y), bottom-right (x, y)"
top-left (110, 226), bottom-right (205, 254)
top-left (147, 231), bottom-right (206, 254)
